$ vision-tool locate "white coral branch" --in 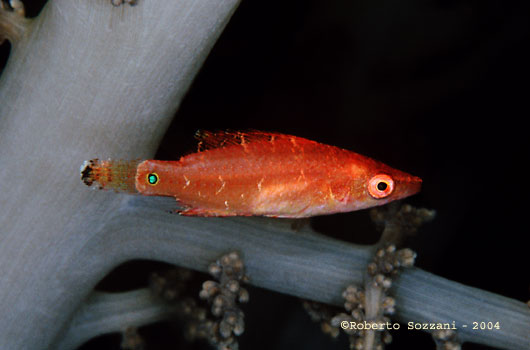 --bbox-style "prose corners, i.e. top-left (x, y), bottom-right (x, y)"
top-left (0, 0), bottom-right (241, 348)
top-left (55, 197), bottom-right (530, 350)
